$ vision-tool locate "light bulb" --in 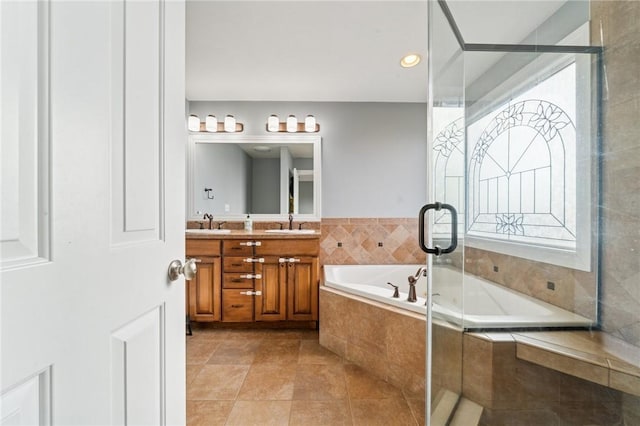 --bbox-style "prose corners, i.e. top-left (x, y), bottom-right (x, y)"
top-left (267, 114), bottom-right (279, 132)
top-left (286, 115), bottom-right (297, 133)
top-left (304, 115), bottom-right (316, 132)
top-left (188, 114), bottom-right (200, 132)
top-left (205, 115), bottom-right (217, 132)
top-left (224, 115), bottom-right (236, 132)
